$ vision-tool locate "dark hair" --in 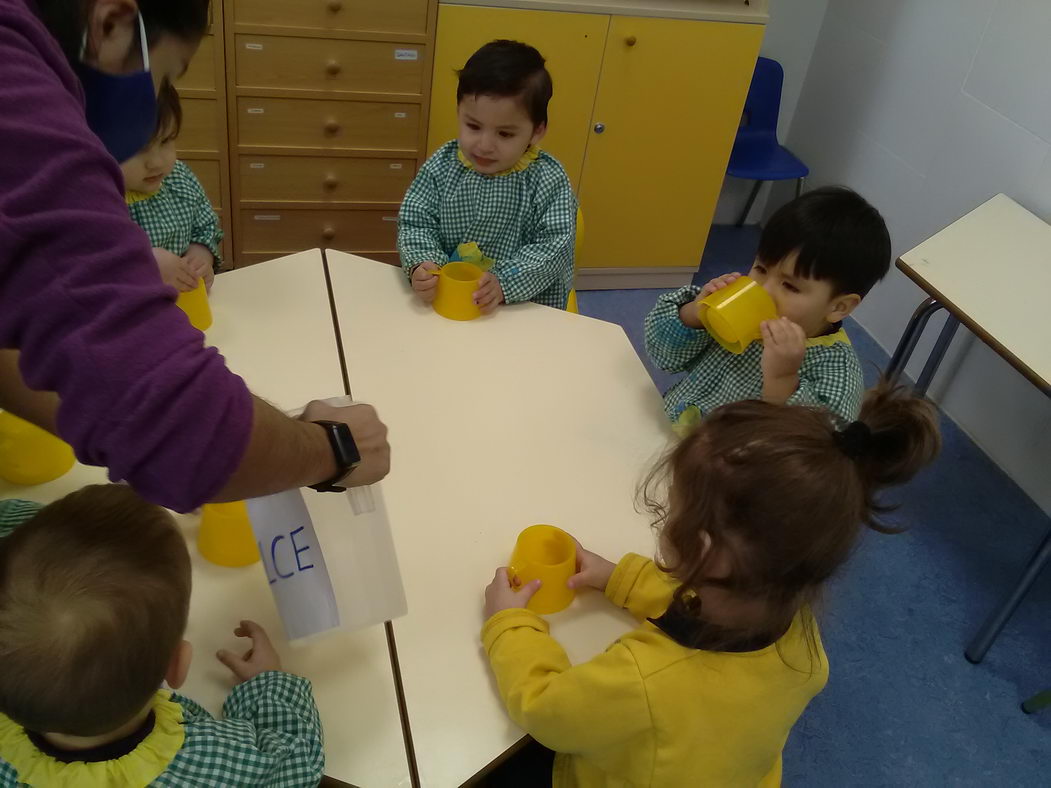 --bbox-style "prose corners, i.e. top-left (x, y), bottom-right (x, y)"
top-left (153, 79), bottom-right (183, 142)
top-left (642, 382), bottom-right (940, 654)
top-left (757, 186), bottom-right (892, 297)
top-left (0, 485), bottom-right (191, 736)
top-left (35, 0), bottom-right (211, 64)
top-left (457, 40), bottom-right (552, 127)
